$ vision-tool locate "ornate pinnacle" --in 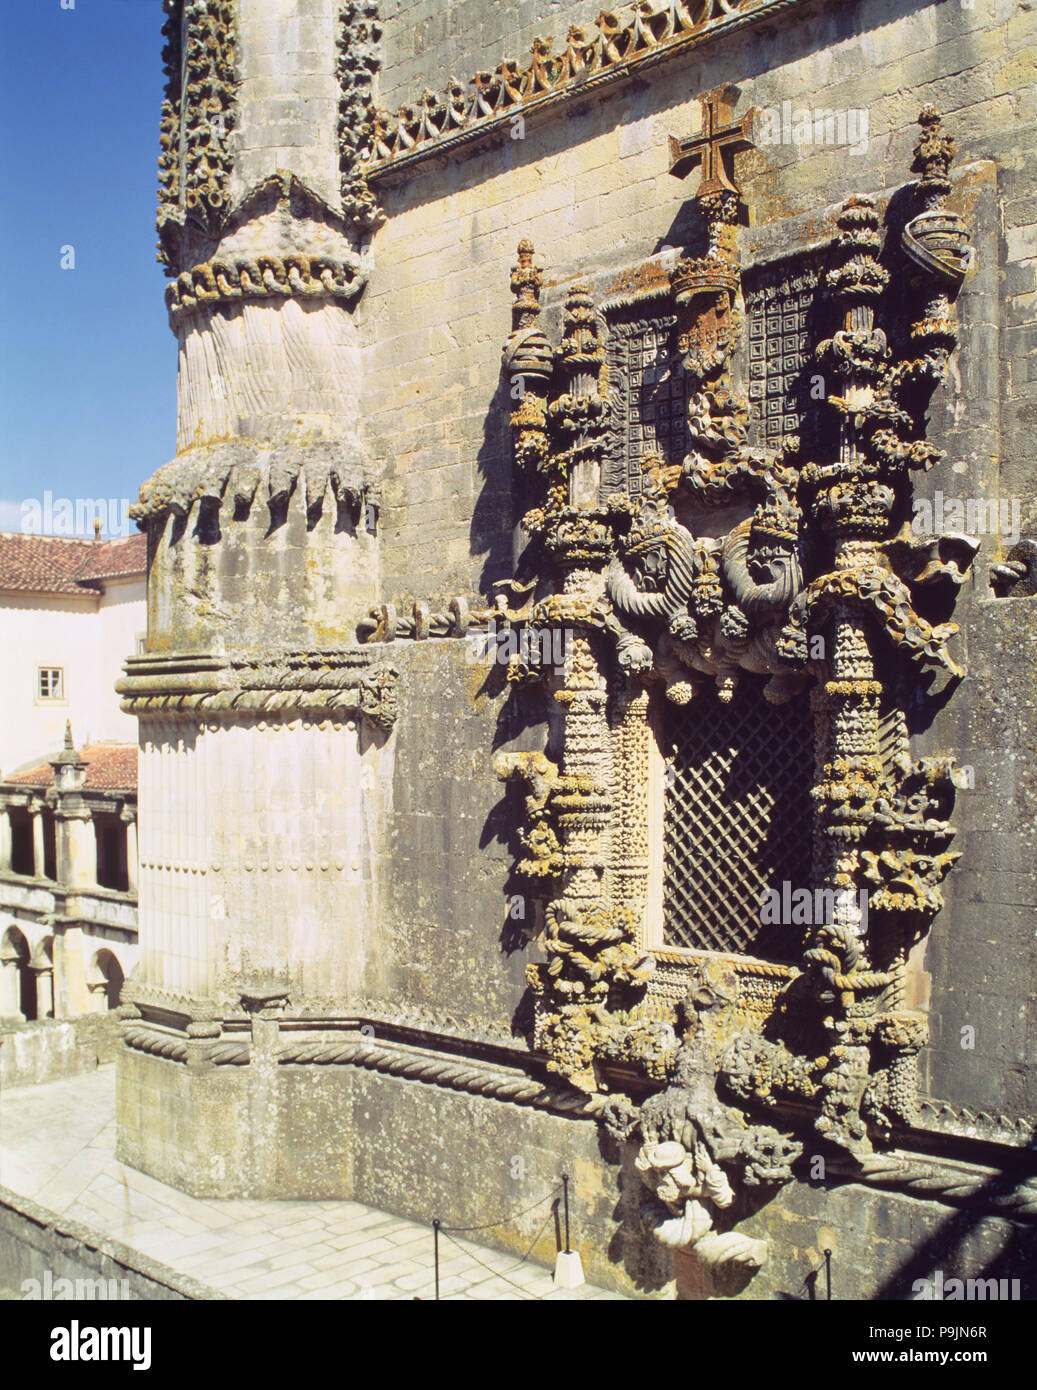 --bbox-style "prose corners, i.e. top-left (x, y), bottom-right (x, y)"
top-left (557, 286), bottom-right (605, 379)
top-left (827, 196), bottom-right (888, 316)
top-left (912, 105), bottom-right (955, 203)
top-left (511, 239), bottom-right (543, 329)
